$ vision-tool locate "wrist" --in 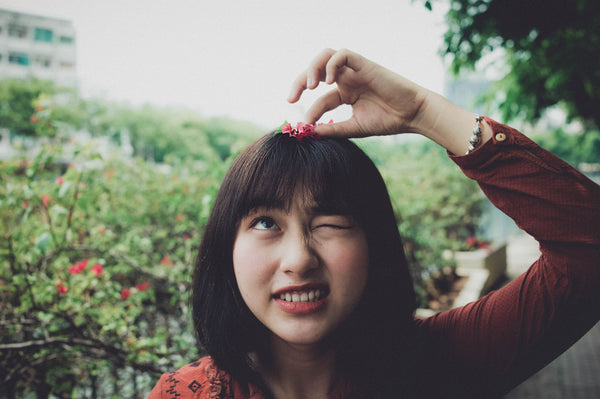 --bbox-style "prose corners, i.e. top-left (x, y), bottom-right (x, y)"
top-left (411, 91), bottom-right (492, 155)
